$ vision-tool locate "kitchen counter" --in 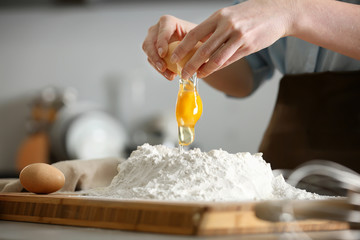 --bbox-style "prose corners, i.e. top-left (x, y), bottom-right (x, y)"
top-left (1, 220), bottom-right (360, 240)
